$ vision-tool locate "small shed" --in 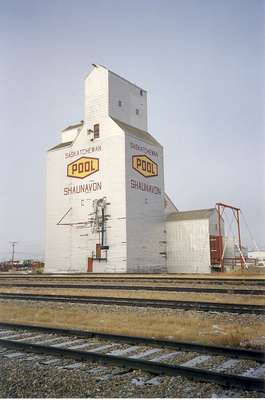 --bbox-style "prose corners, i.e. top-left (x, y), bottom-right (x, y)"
top-left (166, 208), bottom-right (224, 273)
